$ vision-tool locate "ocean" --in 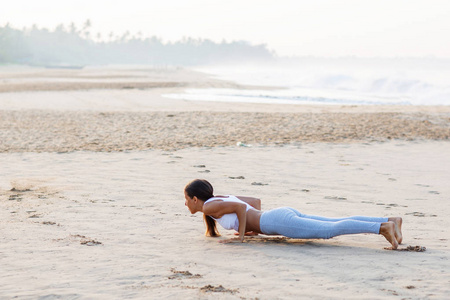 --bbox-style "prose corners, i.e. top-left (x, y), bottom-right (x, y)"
top-left (164, 57), bottom-right (450, 106)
